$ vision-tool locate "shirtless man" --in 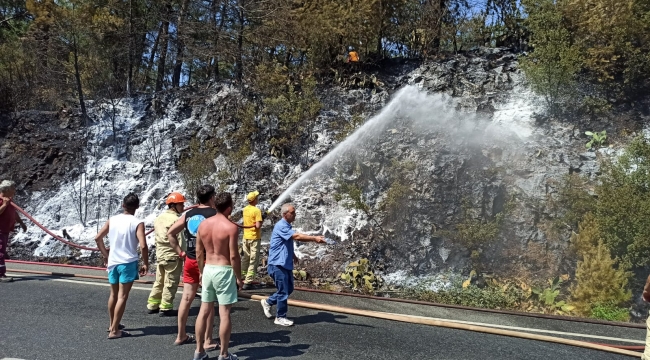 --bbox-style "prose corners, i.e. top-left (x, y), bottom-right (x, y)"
top-left (193, 192), bottom-right (241, 360)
